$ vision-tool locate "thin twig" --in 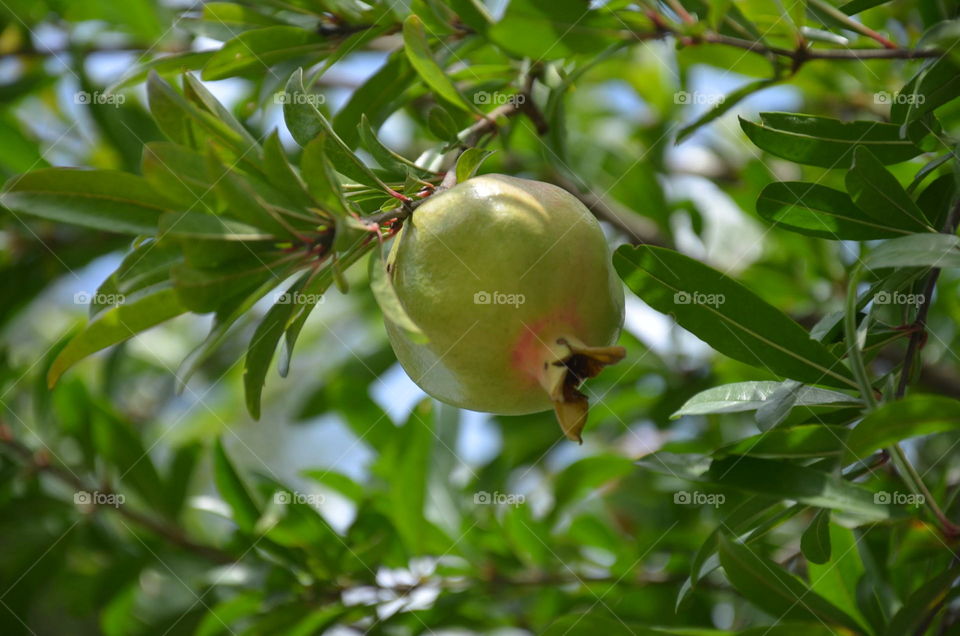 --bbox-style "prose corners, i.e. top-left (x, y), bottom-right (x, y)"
top-left (888, 199), bottom-right (960, 538)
